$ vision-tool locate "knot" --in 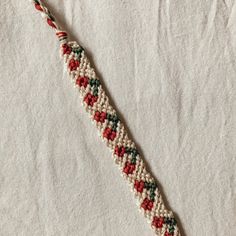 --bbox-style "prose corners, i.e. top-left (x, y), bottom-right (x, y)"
top-left (56, 31), bottom-right (68, 44)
